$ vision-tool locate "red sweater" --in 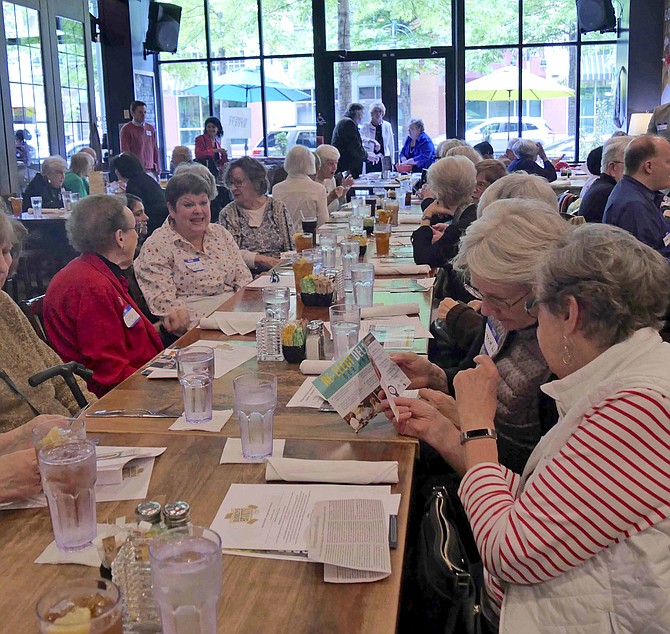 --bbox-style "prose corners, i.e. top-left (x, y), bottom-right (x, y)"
top-left (194, 134), bottom-right (228, 168)
top-left (44, 254), bottom-right (164, 396)
top-left (120, 121), bottom-right (161, 171)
